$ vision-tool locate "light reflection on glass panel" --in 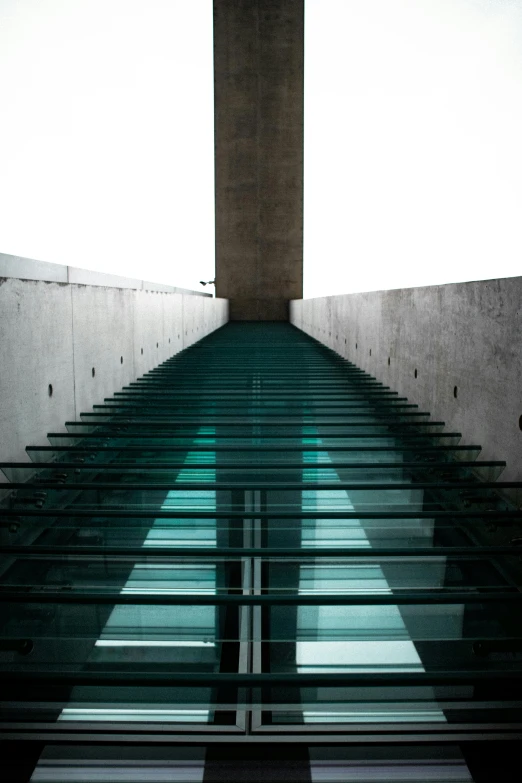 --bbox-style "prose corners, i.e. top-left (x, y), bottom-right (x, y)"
top-left (60, 429), bottom-right (217, 724)
top-left (308, 749), bottom-right (473, 782)
top-left (296, 428), bottom-right (448, 724)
